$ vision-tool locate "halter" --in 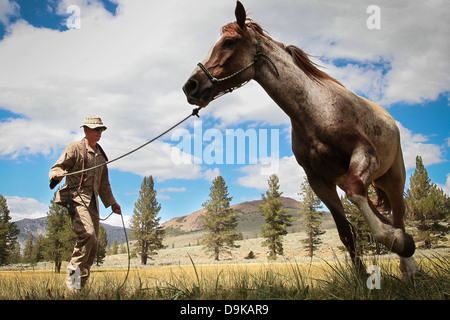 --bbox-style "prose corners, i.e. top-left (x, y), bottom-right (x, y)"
top-left (197, 32), bottom-right (279, 99)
